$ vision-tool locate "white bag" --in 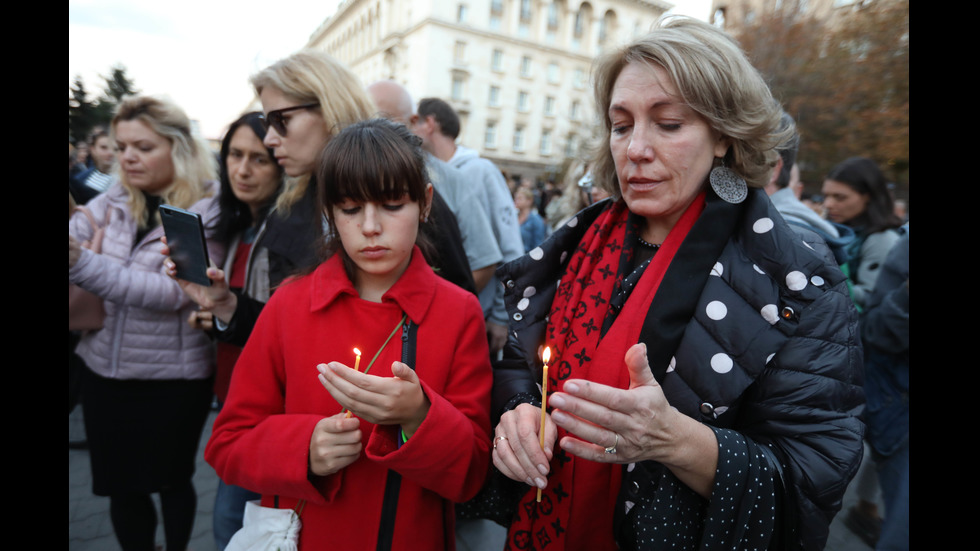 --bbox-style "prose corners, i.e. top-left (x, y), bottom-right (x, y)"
top-left (225, 499), bottom-right (304, 551)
